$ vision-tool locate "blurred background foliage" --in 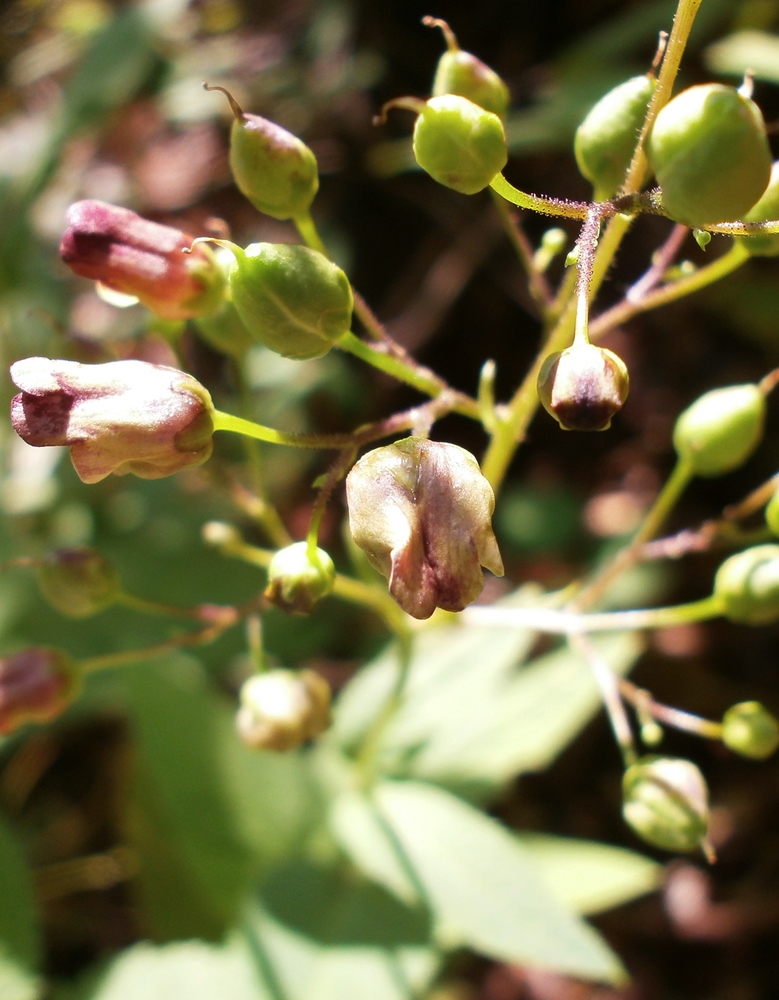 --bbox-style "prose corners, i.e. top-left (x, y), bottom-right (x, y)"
top-left (3, 0), bottom-right (779, 998)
